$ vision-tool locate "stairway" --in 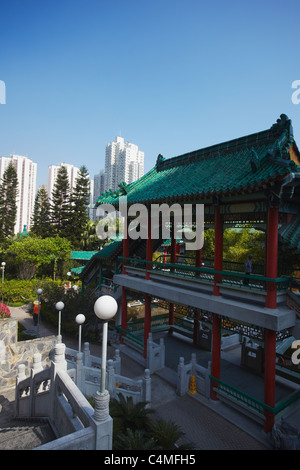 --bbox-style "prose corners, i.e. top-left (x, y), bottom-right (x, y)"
top-left (0, 388), bottom-right (55, 450)
top-left (0, 419), bottom-right (56, 450)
